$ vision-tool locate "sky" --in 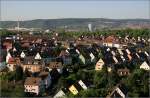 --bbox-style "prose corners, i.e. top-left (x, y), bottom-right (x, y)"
top-left (1, 0), bottom-right (150, 21)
